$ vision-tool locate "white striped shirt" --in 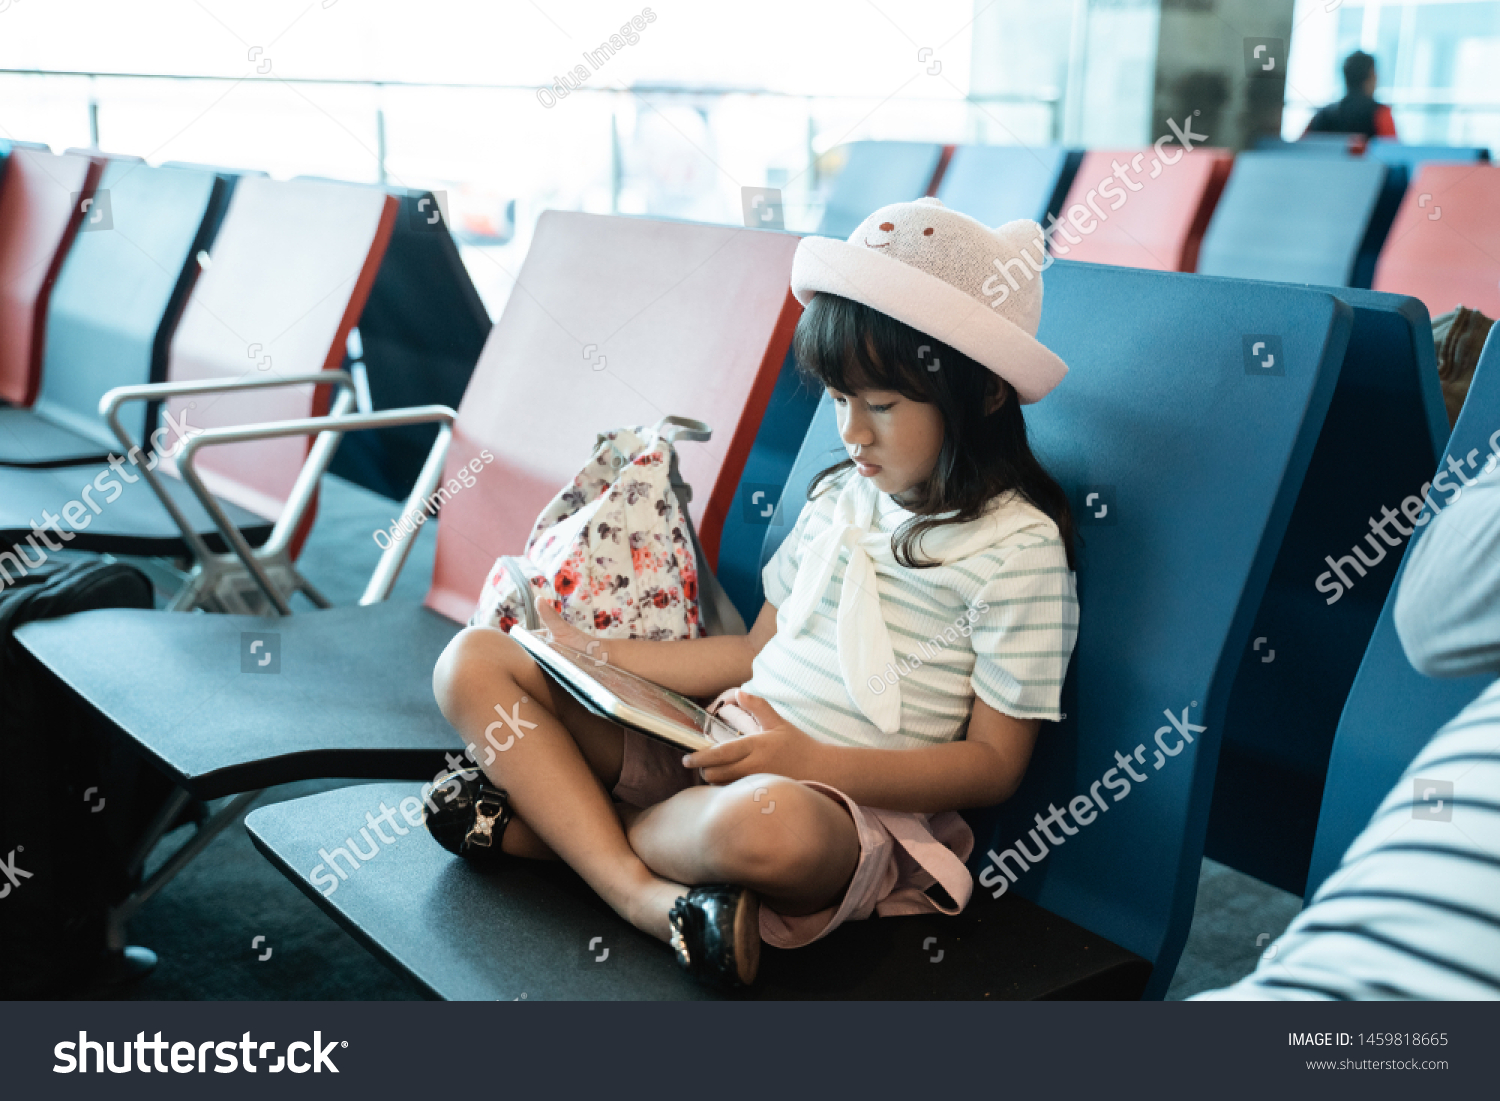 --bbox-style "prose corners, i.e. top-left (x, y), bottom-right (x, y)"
top-left (1193, 683), bottom-right (1500, 1000)
top-left (741, 483), bottom-right (1079, 752)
